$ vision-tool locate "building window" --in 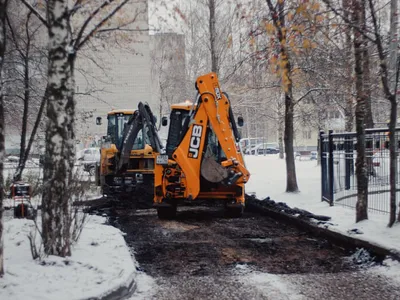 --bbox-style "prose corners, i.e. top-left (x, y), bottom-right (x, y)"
top-left (302, 130), bottom-right (311, 139)
top-left (329, 111), bottom-right (341, 119)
